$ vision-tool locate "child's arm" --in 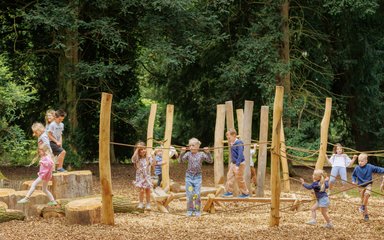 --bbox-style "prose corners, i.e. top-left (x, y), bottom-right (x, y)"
top-left (347, 154), bottom-right (358, 167)
top-left (179, 147), bottom-right (188, 163)
top-left (351, 167), bottom-right (358, 184)
top-left (300, 178), bottom-right (314, 190)
top-left (203, 147), bottom-right (213, 163)
top-left (324, 153), bottom-right (332, 165)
